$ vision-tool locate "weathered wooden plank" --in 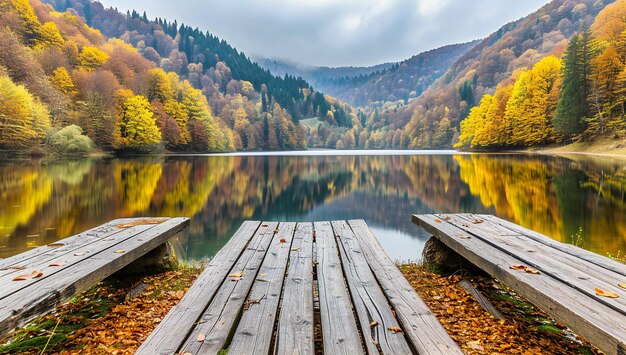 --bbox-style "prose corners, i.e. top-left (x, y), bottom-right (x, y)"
top-left (276, 222), bottom-right (315, 355)
top-left (0, 218), bottom-right (132, 270)
top-left (479, 214), bottom-right (626, 277)
top-left (314, 221), bottom-right (365, 355)
top-left (413, 214), bottom-right (626, 355)
top-left (332, 220), bottom-right (412, 354)
top-left (136, 221), bottom-right (261, 355)
top-left (458, 279), bottom-right (504, 320)
top-left (229, 222), bottom-right (296, 354)
top-left (348, 219), bottom-right (463, 355)
top-left (0, 223), bottom-right (159, 299)
top-left (0, 218), bottom-right (189, 337)
top-left (179, 222), bottom-right (278, 355)
top-left (446, 214), bottom-right (626, 314)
